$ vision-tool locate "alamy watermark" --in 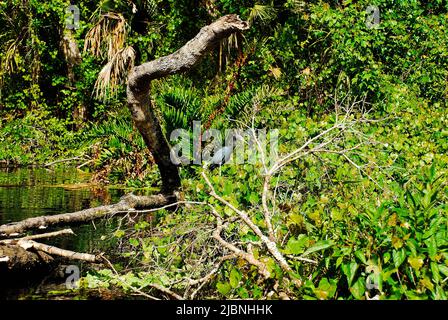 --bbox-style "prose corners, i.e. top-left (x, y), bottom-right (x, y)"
top-left (65, 264), bottom-right (80, 289)
top-left (365, 265), bottom-right (380, 291)
top-left (366, 5), bottom-right (380, 29)
top-left (65, 4), bottom-right (80, 30)
top-left (169, 121), bottom-right (279, 167)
